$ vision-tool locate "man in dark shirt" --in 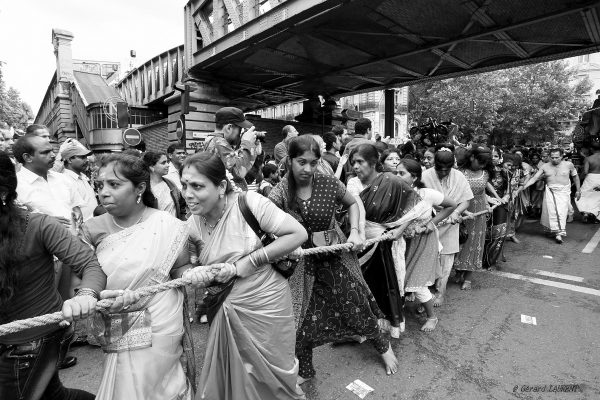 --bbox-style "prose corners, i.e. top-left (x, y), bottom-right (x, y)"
top-left (273, 125), bottom-right (299, 164)
top-left (205, 107), bottom-right (258, 191)
top-left (322, 132), bottom-right (340, 171)
top-left (342, 118), bottom-right (373, 156)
